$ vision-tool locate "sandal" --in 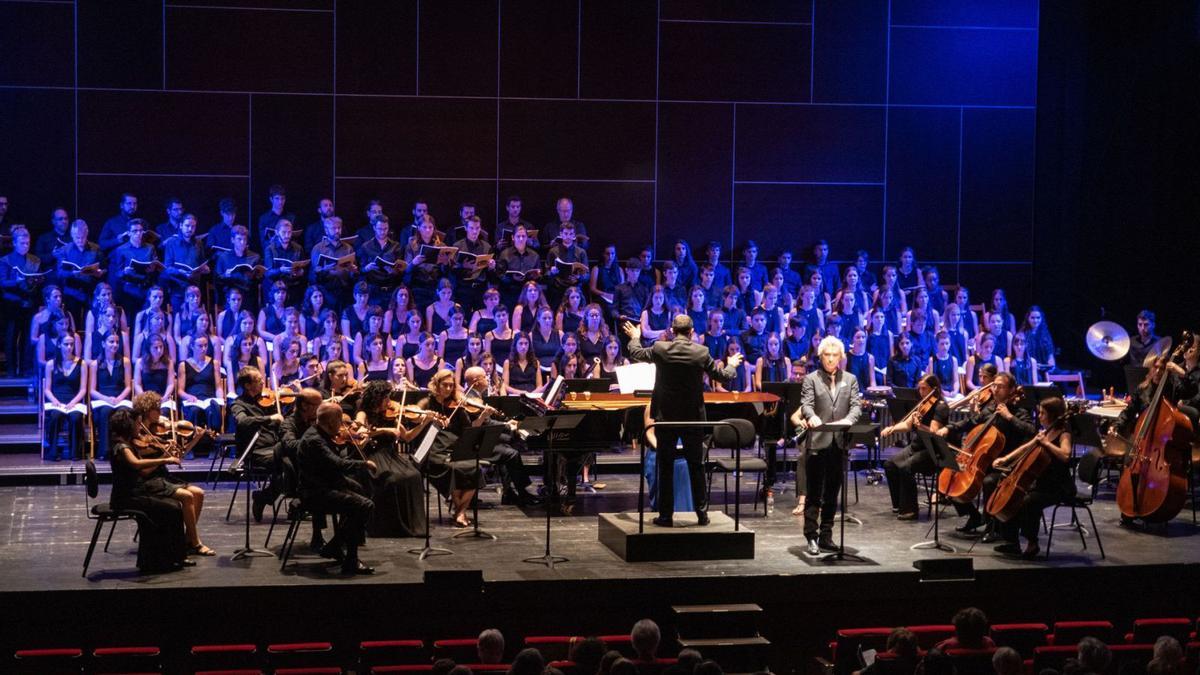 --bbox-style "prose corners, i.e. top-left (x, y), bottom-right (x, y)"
top-left (189, 545), bottom-right (216, 557)
top-left (592, 482), bottom-right (607, 490)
